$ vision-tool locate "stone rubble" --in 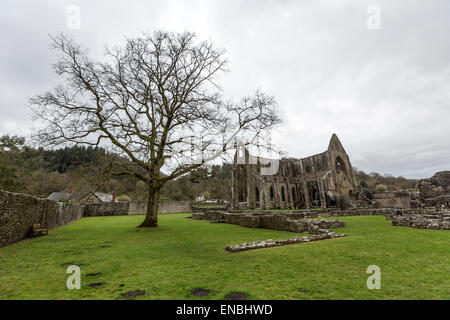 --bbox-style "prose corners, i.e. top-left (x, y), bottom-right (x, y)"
top-left (225, 231), bottom-right (345, 253)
